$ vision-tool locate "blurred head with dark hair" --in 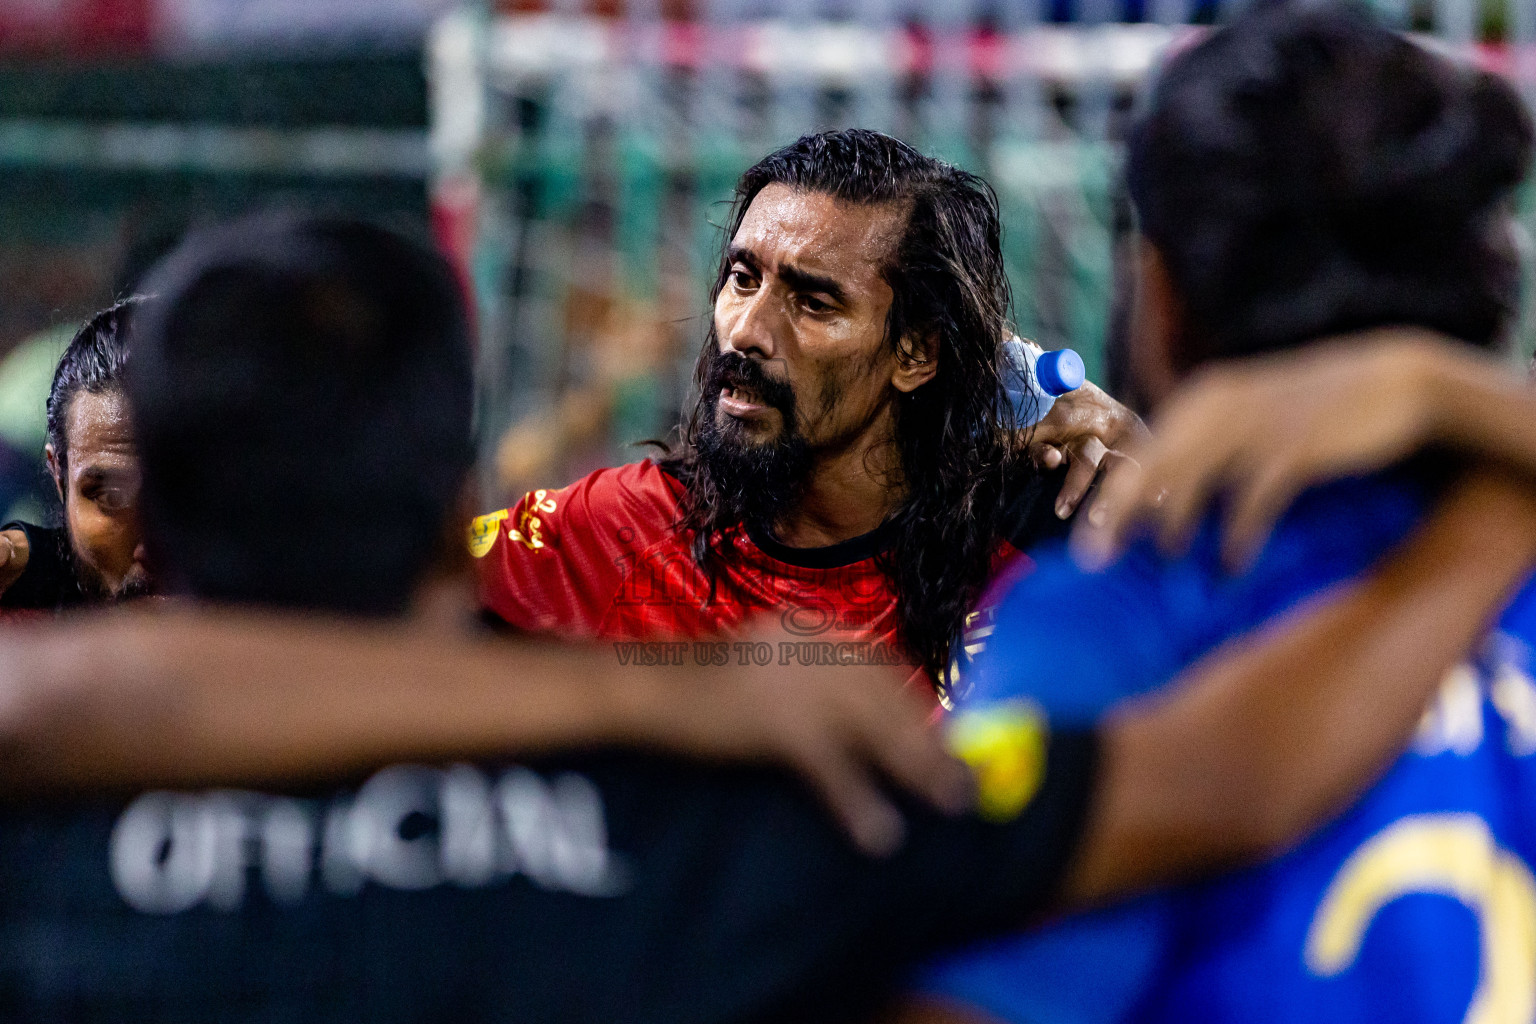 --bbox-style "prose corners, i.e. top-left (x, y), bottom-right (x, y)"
top-left (128, 215), bottom-right (473, 615)
top-left (666, 128), bottom-right (1021, 683)
top-left (1124, 1), bottom-right (1532, 405)
top-left (45, 296), bottom-right (152, 601)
